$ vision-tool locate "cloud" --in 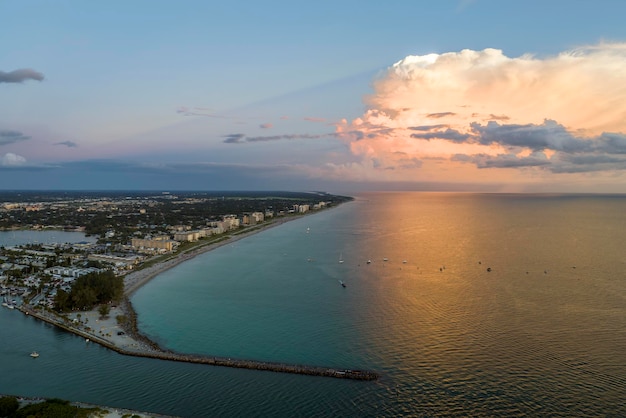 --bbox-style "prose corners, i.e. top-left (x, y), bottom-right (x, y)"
top-left (427, 112), bottom-right (456, 119)
top-left (259, 123), bottom-right (273, 129)
top-left (488, 114), bottom-right (510, 121)
top-left (176, 106), bottom-right (228, 118)
top-left (304, 117), bottom-right (326, 123)
top-left (223, 133), bottom-right (246, 144)
top-left (470, 120), bottom-right (591, 152)
top-left (0, 68), bottom-right (44, 83)
top-left (223, 132), bottom-right (335, 144)
top-left (410, 127), bottom-right (474, 143)
top-left (452, 152), bottom-right (551, 169)
top-left (409, 124), bottom-right (449, 131)
top-left (0, 130), bottom-right (30, 145)
top-left (0, 153), bottom-right (27, 167)
top-left (334, 43), bottom-right (626, 183)
top-left (54, 141), bottom-right (78, 148)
